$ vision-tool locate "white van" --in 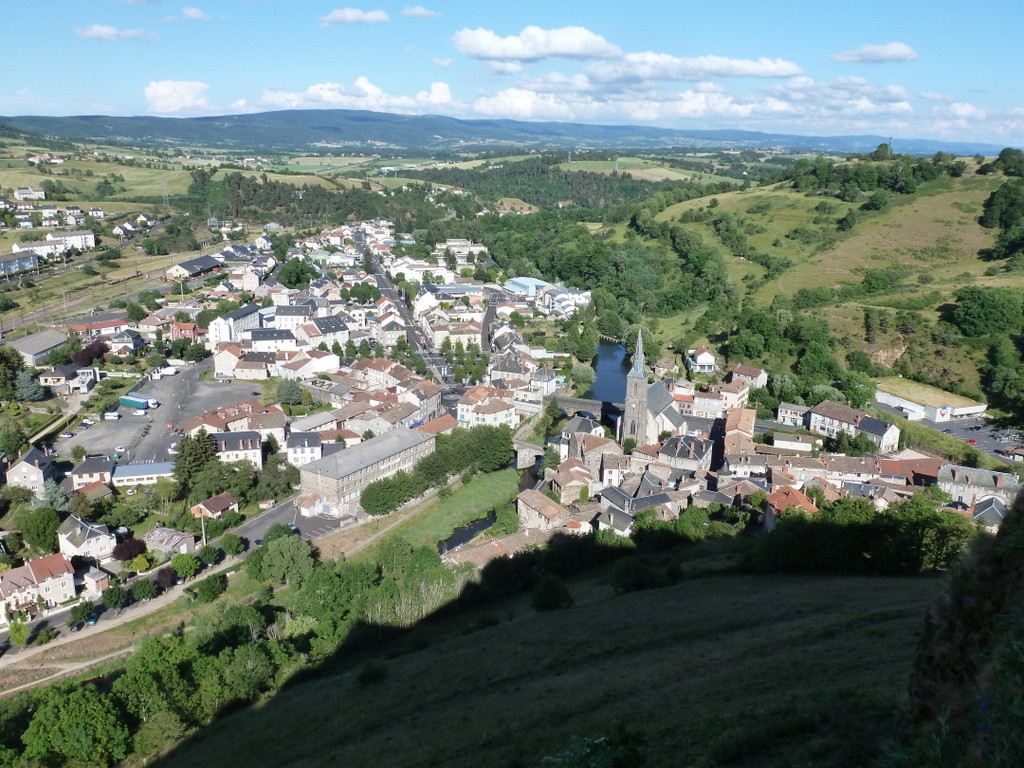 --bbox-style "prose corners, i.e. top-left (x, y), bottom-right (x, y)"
top-left (103, 412), bottom-right (121, 421)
